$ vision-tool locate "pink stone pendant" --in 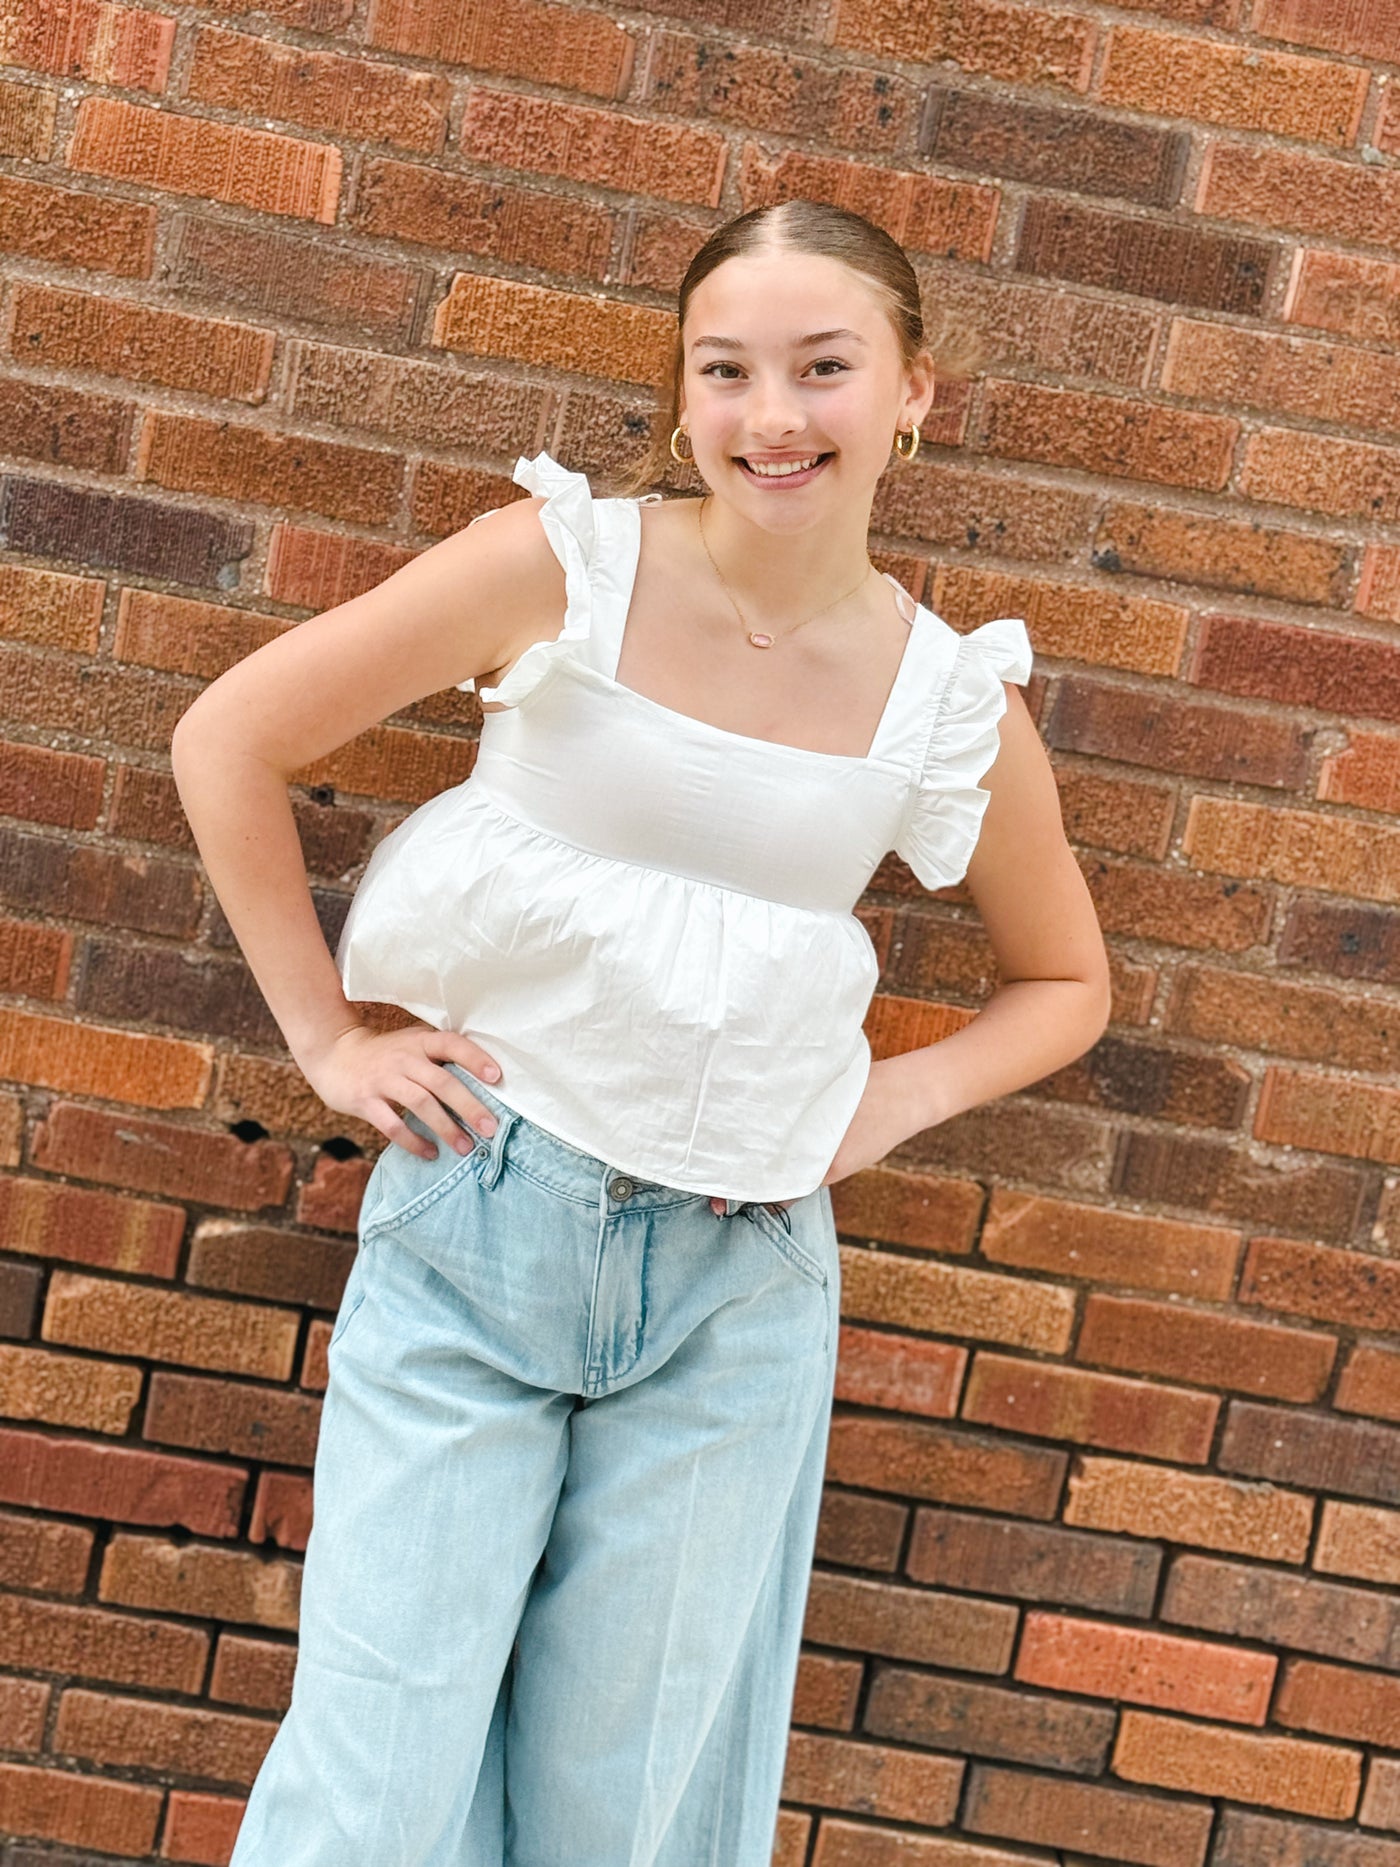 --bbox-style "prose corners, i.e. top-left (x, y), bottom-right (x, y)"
top-left (747, 631), bottom-right (774, 648)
